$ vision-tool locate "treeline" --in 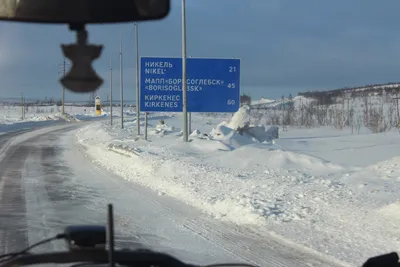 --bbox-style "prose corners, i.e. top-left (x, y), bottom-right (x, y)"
top-left (240, 94), bottom-right (252, 106)
top-left (298, 82), bottom-right (400, 104)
